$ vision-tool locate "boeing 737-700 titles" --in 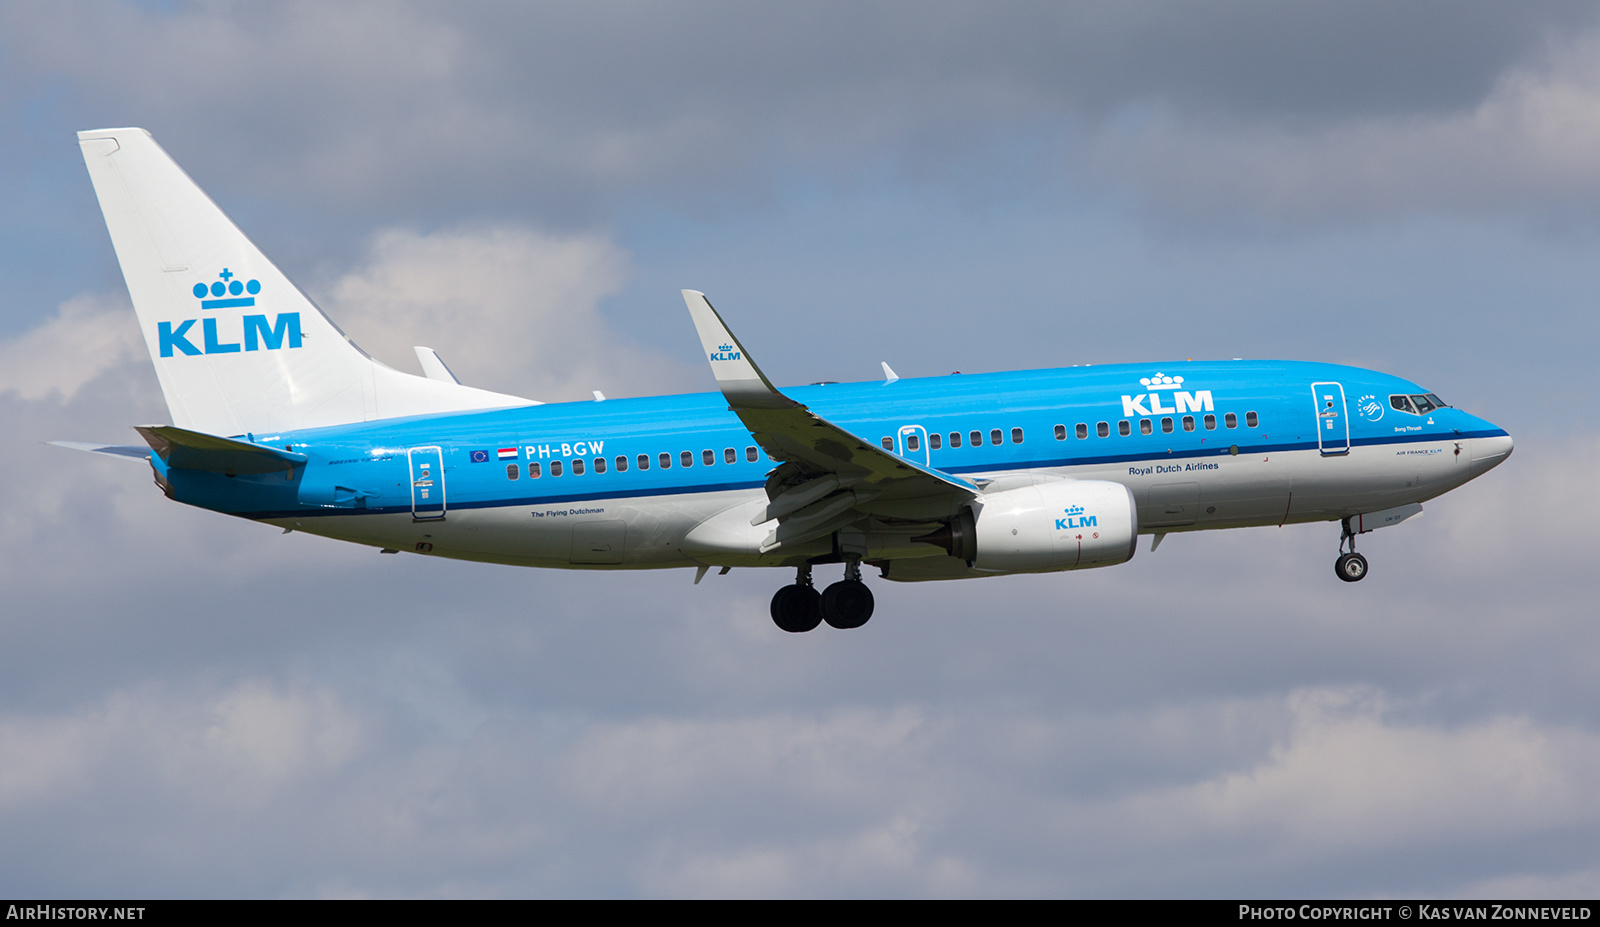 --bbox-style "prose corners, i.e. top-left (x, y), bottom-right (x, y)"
top-left (59, 128), bottom-right (1514, 632)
